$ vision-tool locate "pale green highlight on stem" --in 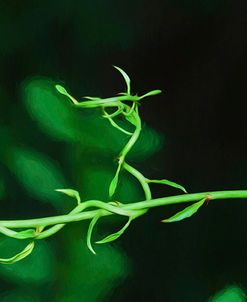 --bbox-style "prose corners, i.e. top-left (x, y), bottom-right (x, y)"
top-left (123, 162), bottom-right (152, 200)
top-left (1, 190), bottom-right (247, 229)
